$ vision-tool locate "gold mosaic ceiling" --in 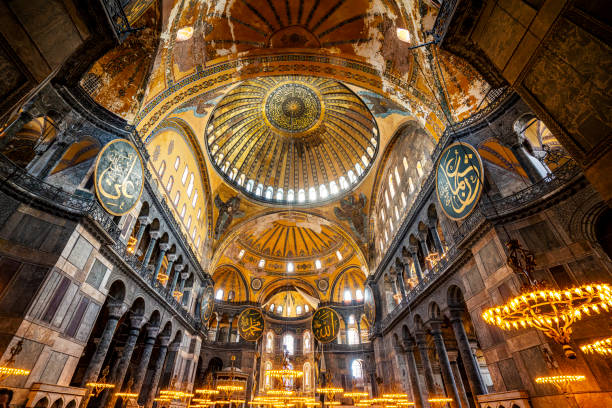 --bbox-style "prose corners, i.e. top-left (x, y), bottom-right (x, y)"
top-left (213, 211), bottom-right (366, 278)
top-left (205, 75), bottom-right (379, 205)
